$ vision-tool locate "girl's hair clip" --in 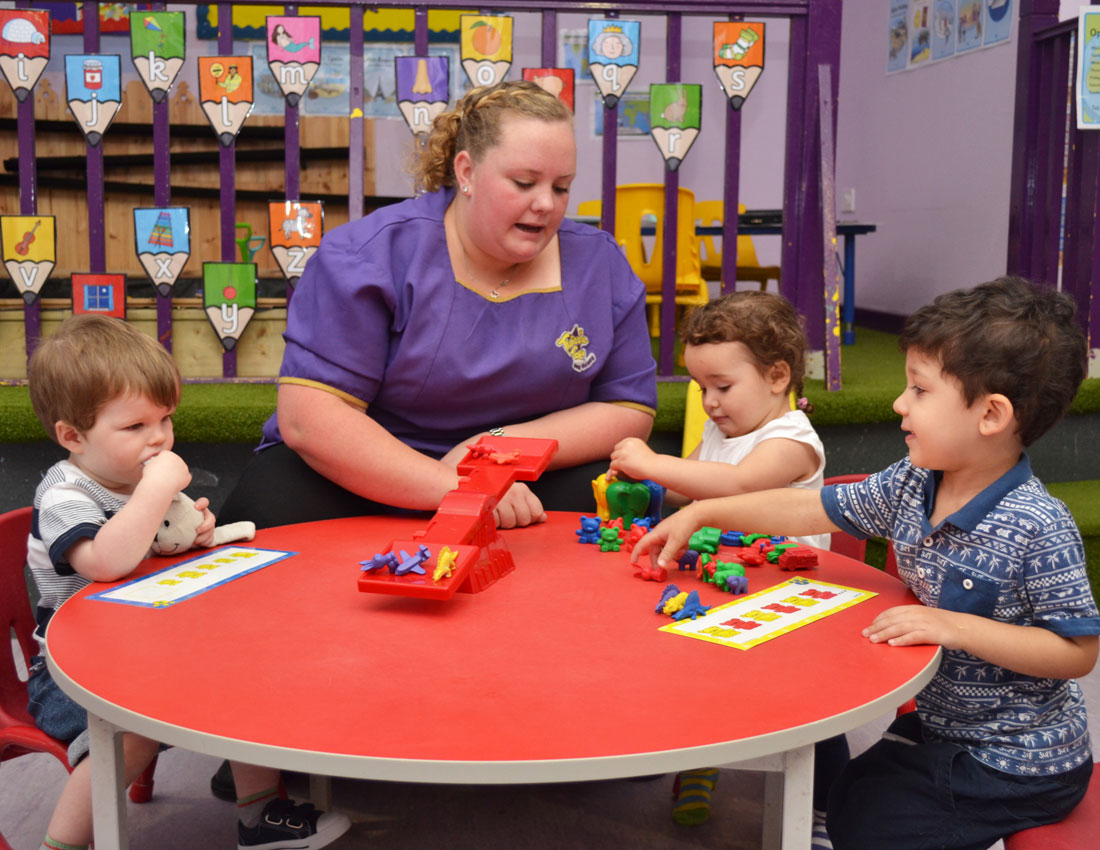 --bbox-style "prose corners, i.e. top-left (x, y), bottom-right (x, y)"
top-left (796, 396), bottom-right (810, 410)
